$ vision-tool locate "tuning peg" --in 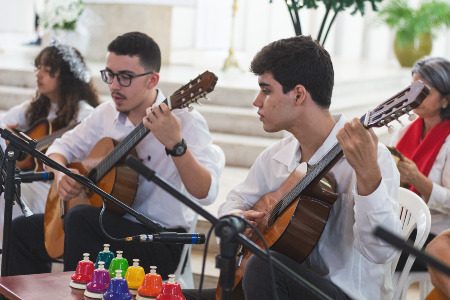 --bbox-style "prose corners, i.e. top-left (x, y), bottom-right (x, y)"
top-left (204, 96), bottom-right (211, 102)
top-left (387, 124), bottom-right (395, 134)
top-left (408, 113), bottom-right (417, 121)
top-left (396, 119), bottom-right (404, 126)
top-left (188, 106), bottom-right (194, 112)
